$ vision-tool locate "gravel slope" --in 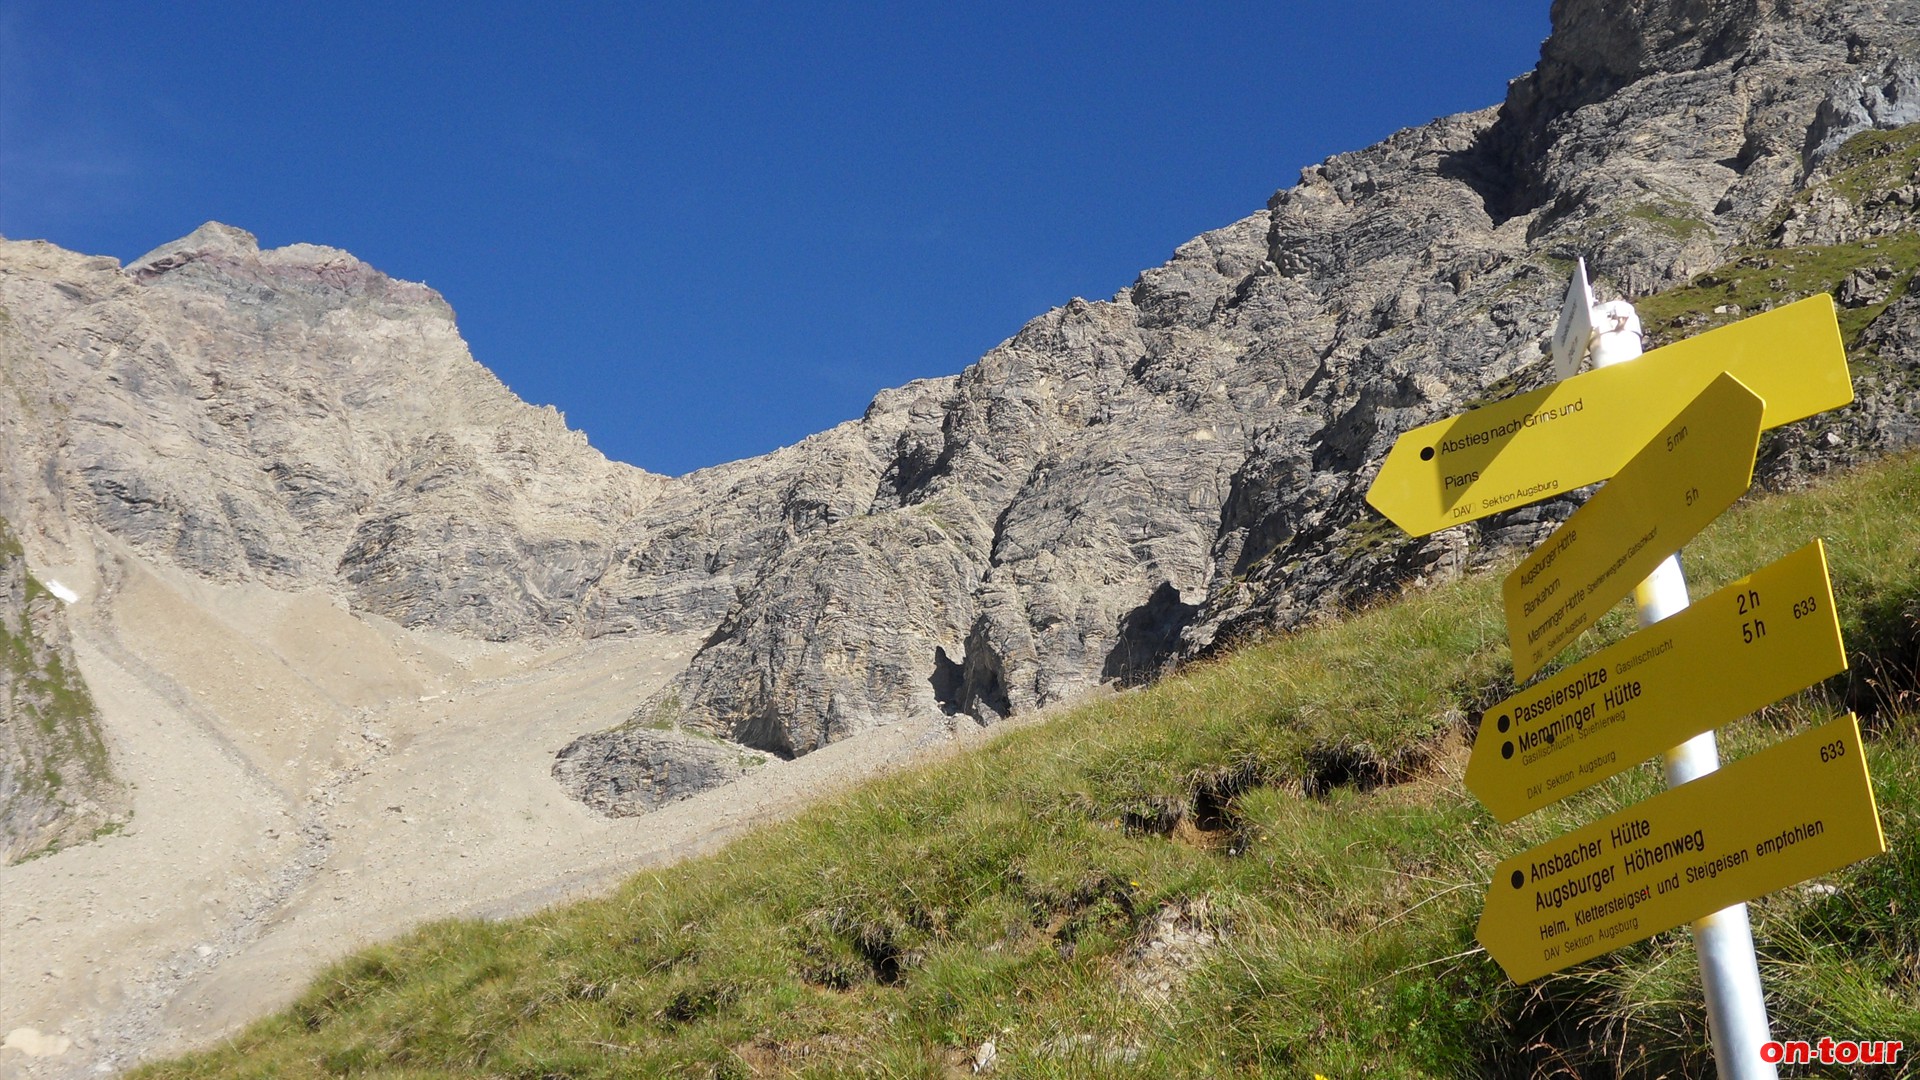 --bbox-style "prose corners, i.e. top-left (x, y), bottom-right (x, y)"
top-left (0, 537), bottom-right (970, 1078)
